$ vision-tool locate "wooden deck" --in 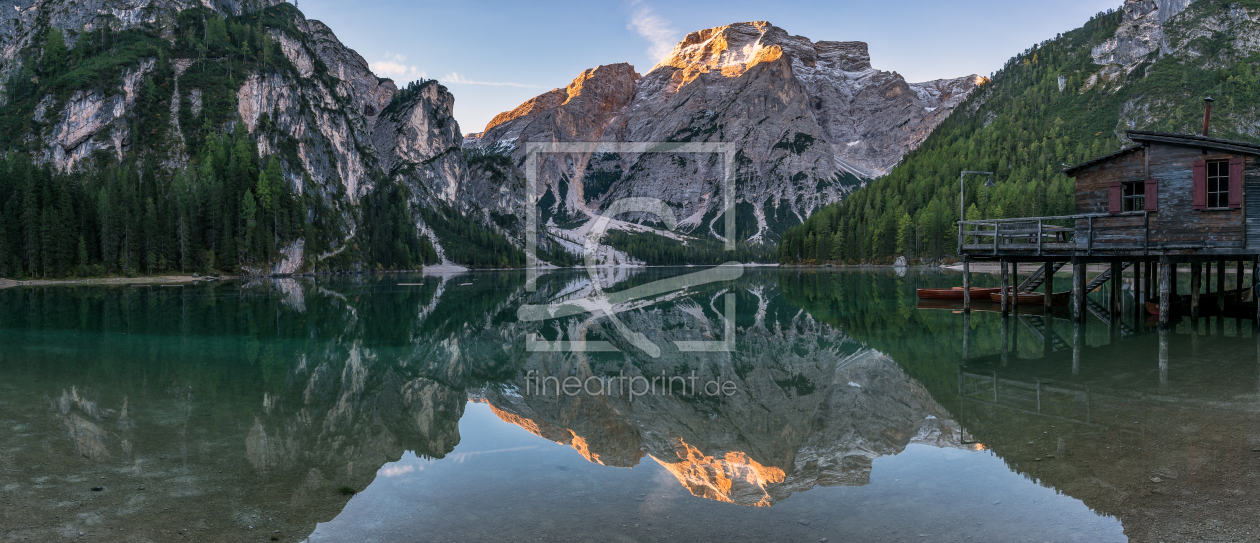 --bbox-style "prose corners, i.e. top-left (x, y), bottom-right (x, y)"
top-left (958, 212), bottom-right (1256, 260)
